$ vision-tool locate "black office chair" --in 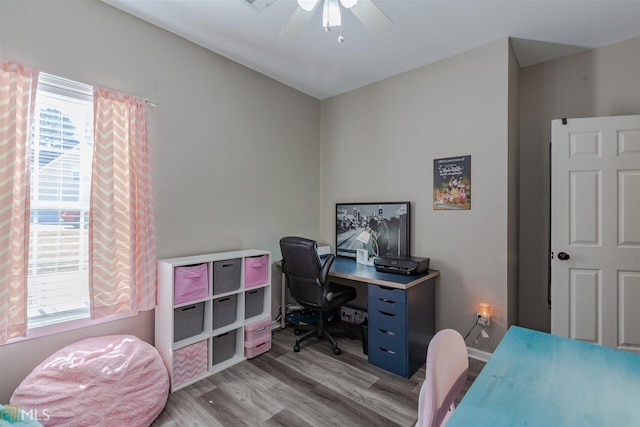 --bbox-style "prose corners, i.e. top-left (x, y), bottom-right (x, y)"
top-left (280, 236), bottom-right (357, 355)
